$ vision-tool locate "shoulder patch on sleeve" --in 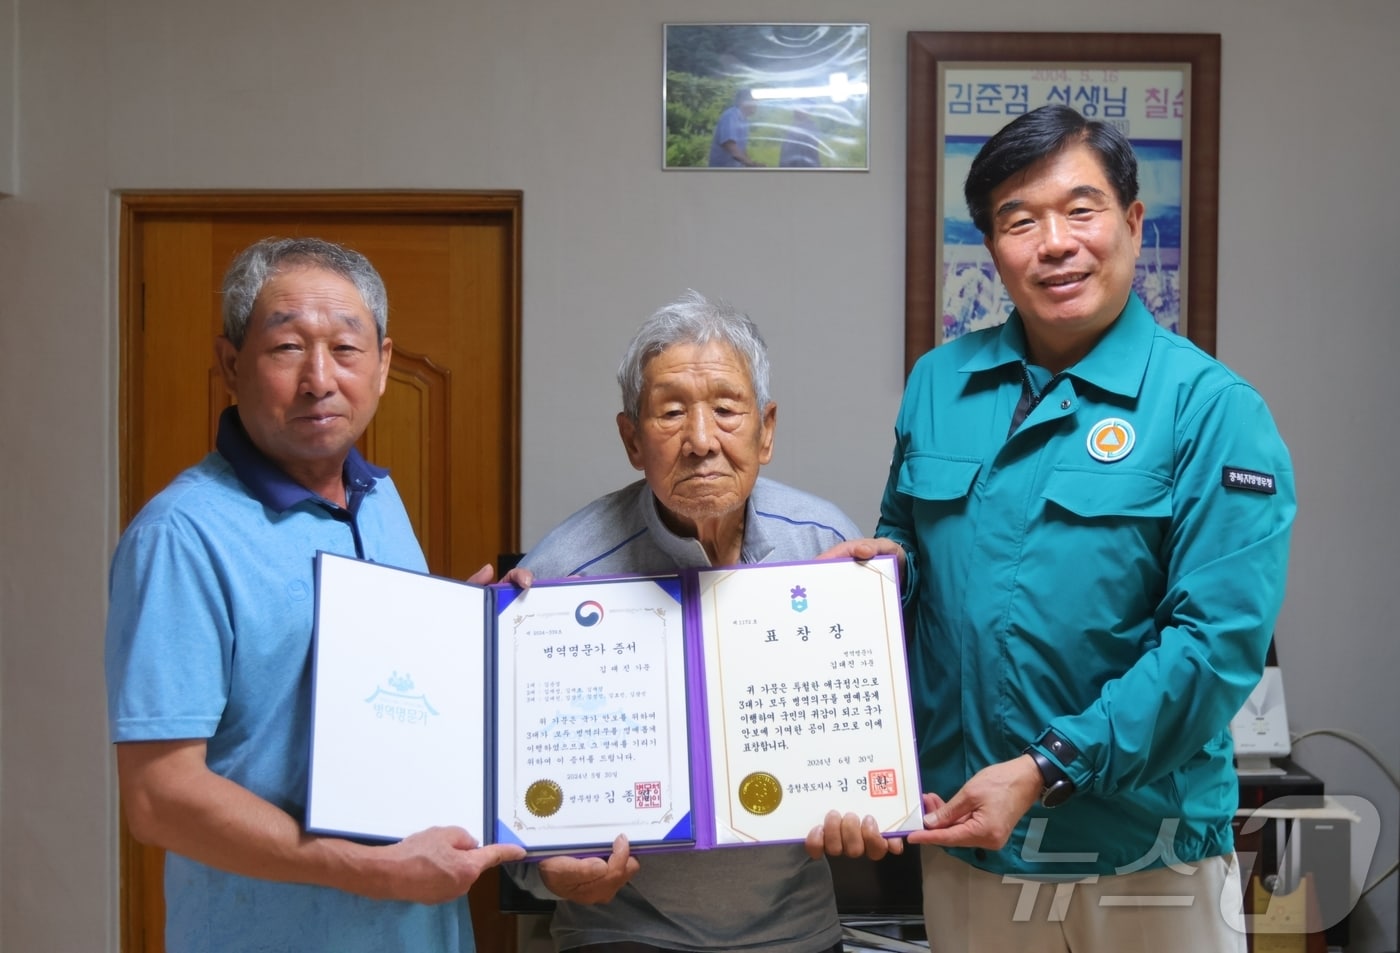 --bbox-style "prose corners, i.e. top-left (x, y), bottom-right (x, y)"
top-left (1222, 466), bottom-right (1277, 494)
